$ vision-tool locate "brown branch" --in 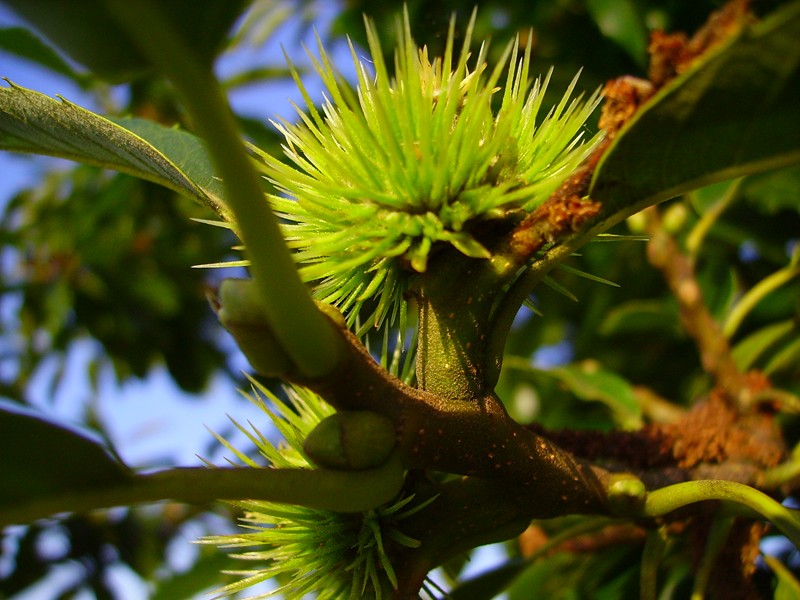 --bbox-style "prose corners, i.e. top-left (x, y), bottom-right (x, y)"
top-left (294, 324), bottom-right (612, 517)
top-left (643, 207), bottom-right (751, 403)
top-left (528, 382), bottom-right (784, 491)
top-left (649, 0), bottom-right (751, 88)
top-left (508, 145), bottom-right (605, 264)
